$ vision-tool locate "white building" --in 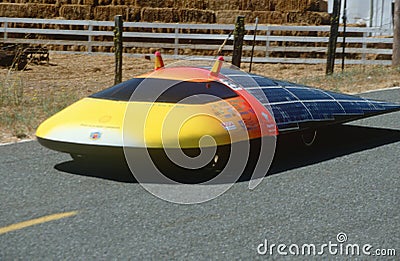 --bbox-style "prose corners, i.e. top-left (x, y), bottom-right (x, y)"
top-left (327, 0), bottom-right (394, 34)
